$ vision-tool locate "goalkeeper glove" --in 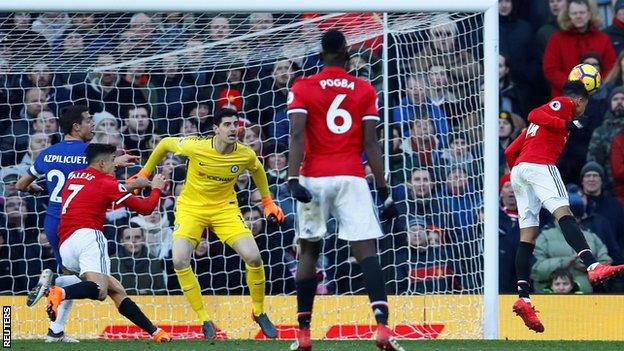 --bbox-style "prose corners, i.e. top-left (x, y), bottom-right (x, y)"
top-left (262, 196), bottom-right (285, 223)
top-left (566, 117), bottom-right (587, 131)
top-left (287, 178), bottom-right (312, 203)
top-left (378, 187), bottom-right (398, 221)
top-left (127, 169), bottom-right (151, 195)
